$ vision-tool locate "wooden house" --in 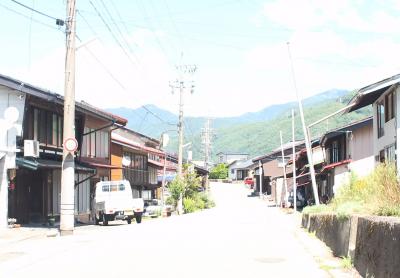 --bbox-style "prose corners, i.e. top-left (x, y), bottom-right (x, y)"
top-left (346, 74), bottom-right (399, 171)
top-left (1, 74), bottom-right (126, 224)
top-left (111, 128), bottom-right (164, 201)
top-left (319, 117), bottom-right (374, 200)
